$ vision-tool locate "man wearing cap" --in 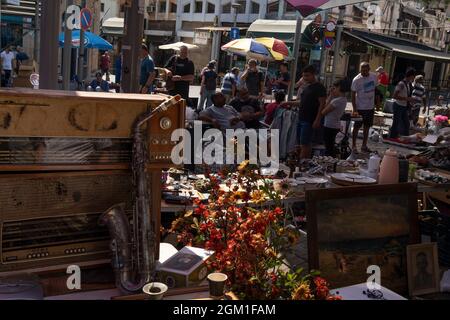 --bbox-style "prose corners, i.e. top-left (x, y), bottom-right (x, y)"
top-left (376, 66), bottom-right (389, 103)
